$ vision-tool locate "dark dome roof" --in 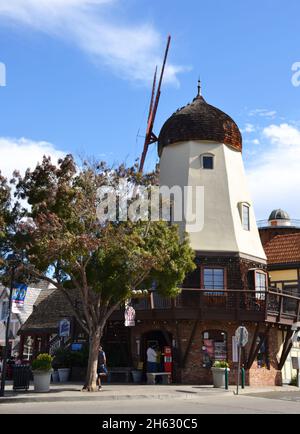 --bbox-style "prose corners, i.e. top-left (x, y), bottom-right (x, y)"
top-left (158, 94), bottom-right (242, 156)
top-left (269, 209), bottom-right (290, 221)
